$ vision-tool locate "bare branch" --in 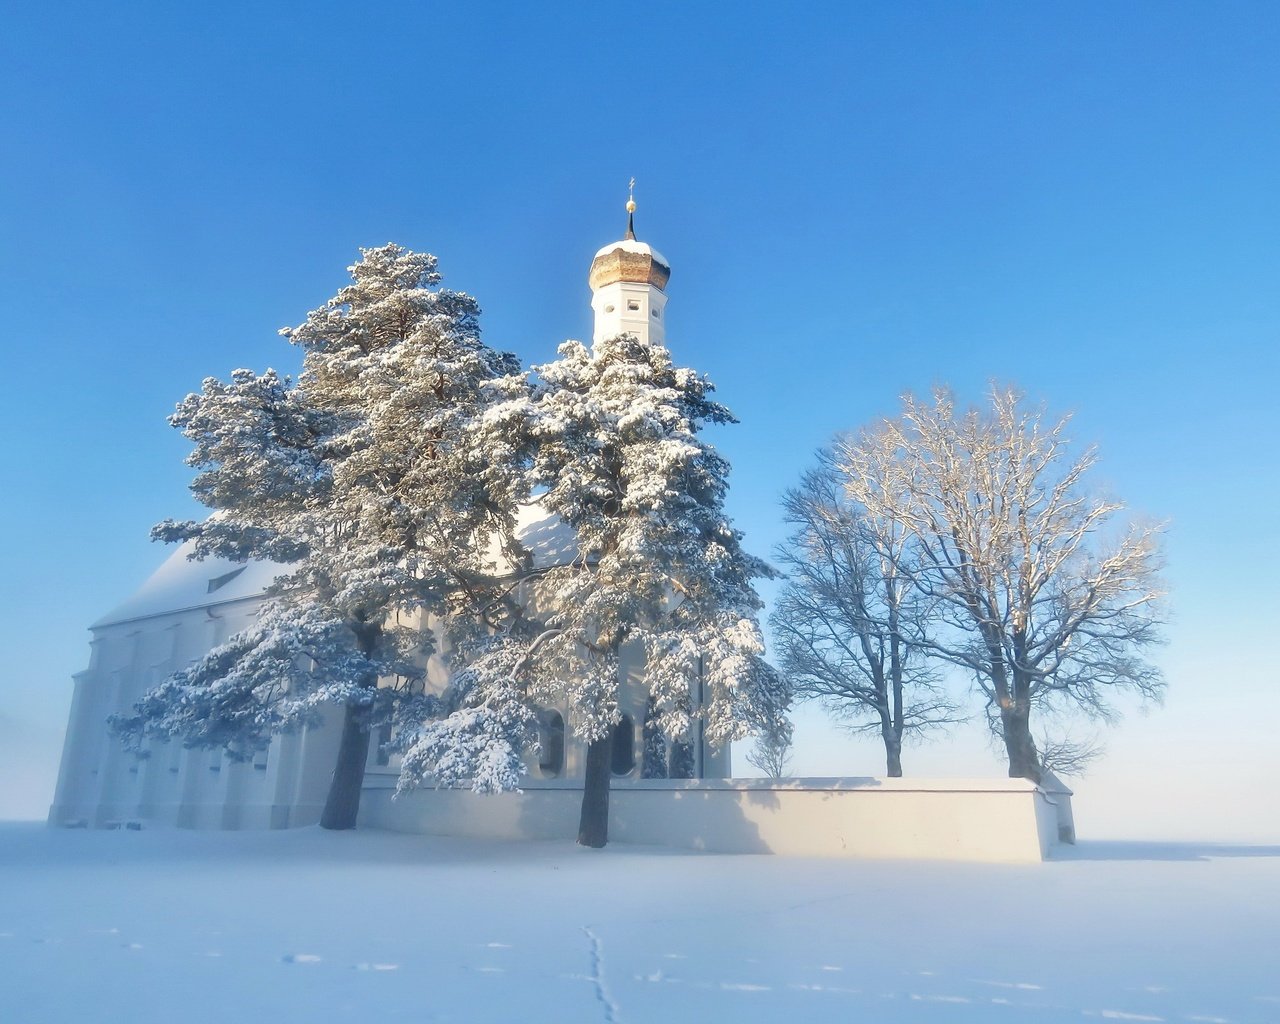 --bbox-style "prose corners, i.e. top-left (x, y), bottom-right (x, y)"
top-left (744, 728), bottom-right (794, 779)
top-left (830, 385), bottom-right (1166, 782)
top-left (772, 452), bottom-right (961, 776)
